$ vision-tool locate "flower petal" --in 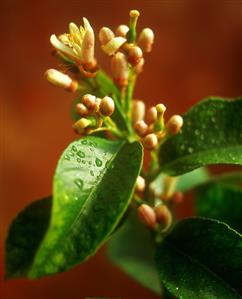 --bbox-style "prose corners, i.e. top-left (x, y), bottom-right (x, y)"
top-left (101, 37), bottom-right (126, 56)
top-left (50, 34), bottom-right (79, 61)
